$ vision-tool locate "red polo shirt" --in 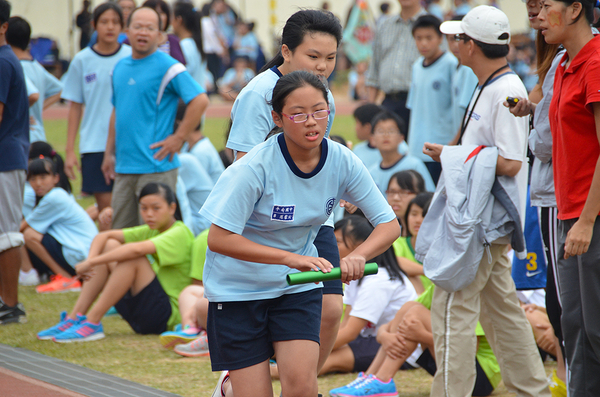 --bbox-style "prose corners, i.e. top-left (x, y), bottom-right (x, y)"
top-left (550, 35), bottom-right (600, 220)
